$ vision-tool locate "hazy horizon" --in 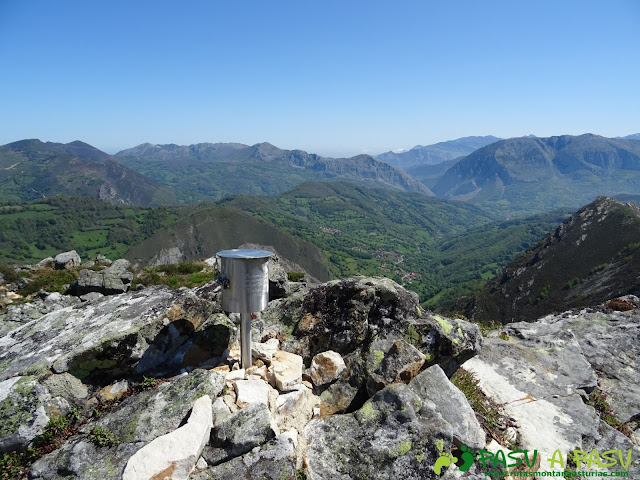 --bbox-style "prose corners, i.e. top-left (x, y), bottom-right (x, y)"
top-left (1, 1), bottom-right (638, 158)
